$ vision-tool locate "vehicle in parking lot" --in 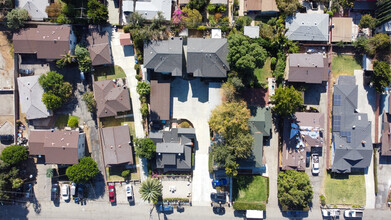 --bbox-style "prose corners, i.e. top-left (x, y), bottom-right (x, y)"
top-left (211, 192), bottom-right (226, 204)
top-left (70, 183), bottom-right (76, 196)
top-left (312, 153), bottom-right (320, 175)
top-left (157, 204), bottom-right (173, 213)
top-left (61, 184), bottom-right (70, 201)
top-left (126, 184), bottom-right (134, 202)
top-left (212, 179), bottom-right (227, 188)
top-left (51, 183), bottom-right (59, 201)
top-left (19, 69), bottom-right (34, 75)
top-left (108, 184), bottom-right (116, 202)
top-left (344, 210), bottom-right (363, 218)
top-left (322, 209), bottom-right (340, 217)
